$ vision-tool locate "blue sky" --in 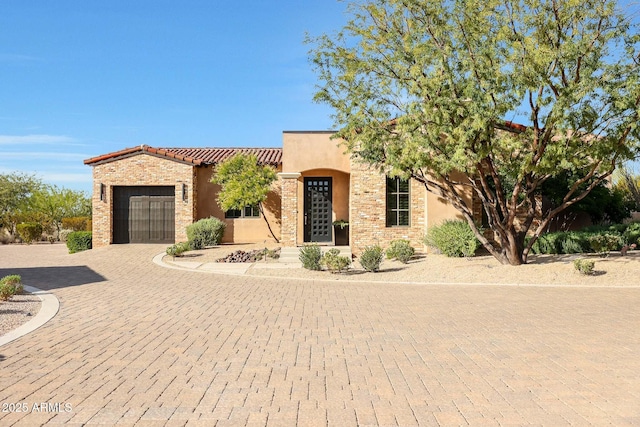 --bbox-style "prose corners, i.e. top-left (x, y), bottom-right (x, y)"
top-left (2, 1), bottom-right (639, 195)
top-left (1, 1), bottom-right (348, 193)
